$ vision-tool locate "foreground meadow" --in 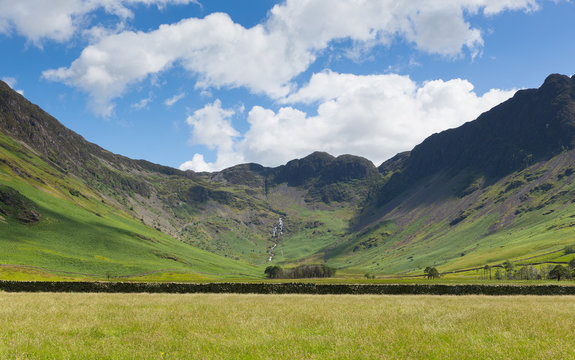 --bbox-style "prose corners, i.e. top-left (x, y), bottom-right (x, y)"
top-left (1, 293), bottom-right (574, 359)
